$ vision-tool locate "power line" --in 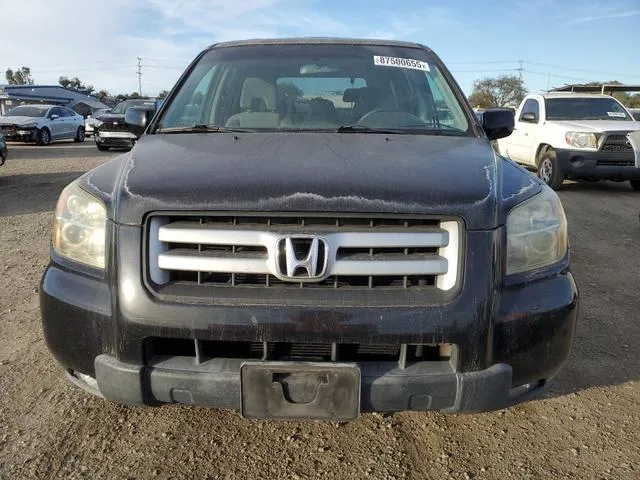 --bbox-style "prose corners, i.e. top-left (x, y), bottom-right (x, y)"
top-left (523, 68), bottom-right (596, 83)
top-left (446, 60), bottom-right (520, 65)
top-left (450, 68), bottom-right (519, 73)
top-left (526, 61), bottom-right (640, 79)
